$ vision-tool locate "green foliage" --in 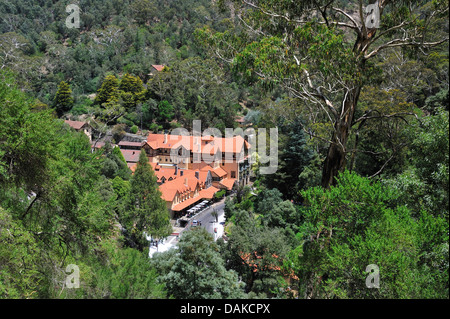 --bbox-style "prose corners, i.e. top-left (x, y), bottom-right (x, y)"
top-left (92, 242), bottom-right (166, 299)
top-left (0, 72), bottom-right (59, 191)
top-left (384, 108), bottom-right (449, 219)
top-left (130, 125), bottom-right (139, 134)
top-left (214, 189), bottom-right (226, 199)
top-left (146, 57), bottom-right (239, 131)
top-left (294, 171), bottom-right (448, 298)
top-left (425, 88), bottom-right (449, 111)
top-left (101, 144), bottom-right (131, 180)
top-left (118, 73), bottom-right (146, 110)
top-left (156, 100), bottom-right (174, 125)
top-left (0, 72), bottom-right (122, 298)
top-left (221, 208), bottom-right (291, 297)
top-left (262, 116), bottom-right (314, 200)
top-left (53, 81), bottom-right (74, 116)
top-left (152, 227), bottom-right (245, 299)
top-left (95, 75), bottom-right (119, 106)
top-left (0, 208), bottom-right (43, 298)
top-left (199, 0), bottom-right (448, 188)
top-left (122, 151), bottom-right (172, 250)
